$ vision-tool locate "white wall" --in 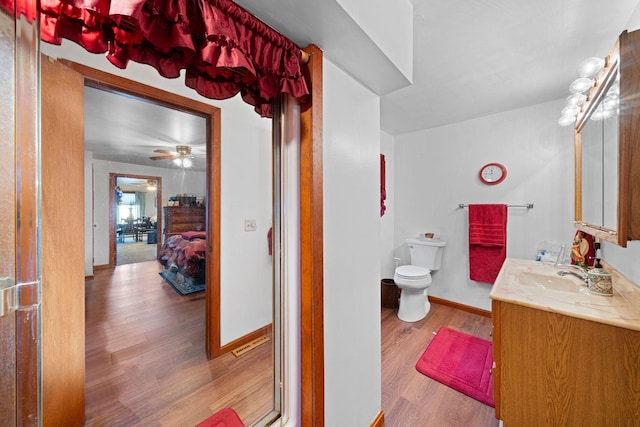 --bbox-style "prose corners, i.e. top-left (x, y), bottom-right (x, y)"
top-left (394, 99), bottom-right (576, 310)
top-left (380, 131), bottom-right (395, 278)
top-left (84, 151), bottom-right (93, 276)
top-left (43, 41), bottom-right (273, 346)
top-left (220, 115), bottom-right (274, 344)
top-left (323, 58), bottom-right (382, 426)
top-left (336, 0), bottom-right (413, 83)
